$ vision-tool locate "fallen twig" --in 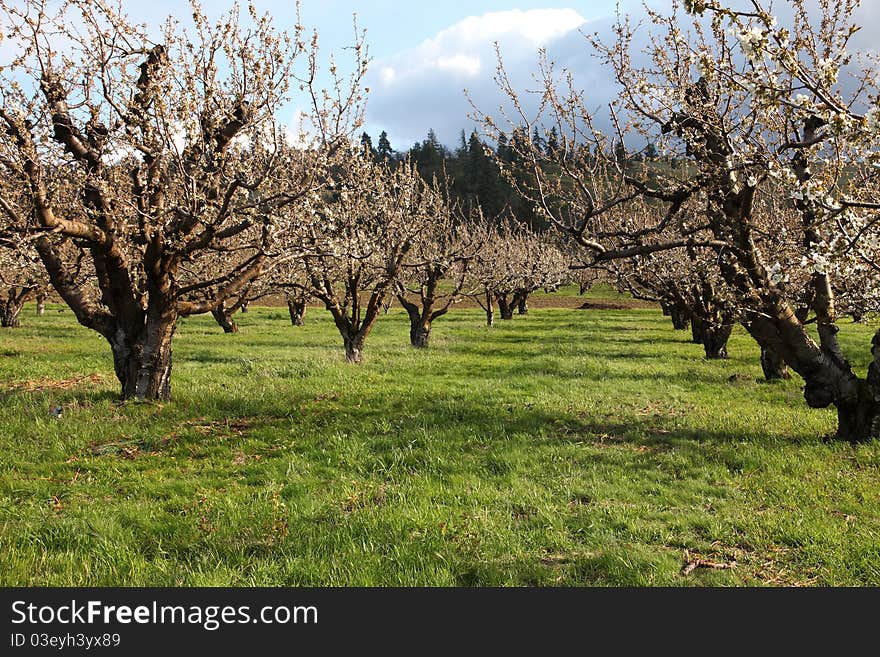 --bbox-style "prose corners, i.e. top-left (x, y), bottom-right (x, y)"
top-left (681, 550), bottom-right (737, 576)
